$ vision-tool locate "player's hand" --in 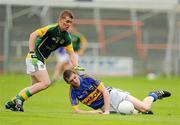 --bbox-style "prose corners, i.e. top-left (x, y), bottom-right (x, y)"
top-left (29, 51), bottom-right (38, 65)
top-left (102, 111), bottom-right (110, 115)
top-left (92, 110), bottom-right (103, 114)
top-left (74, 65), bottom-right (85, 71)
